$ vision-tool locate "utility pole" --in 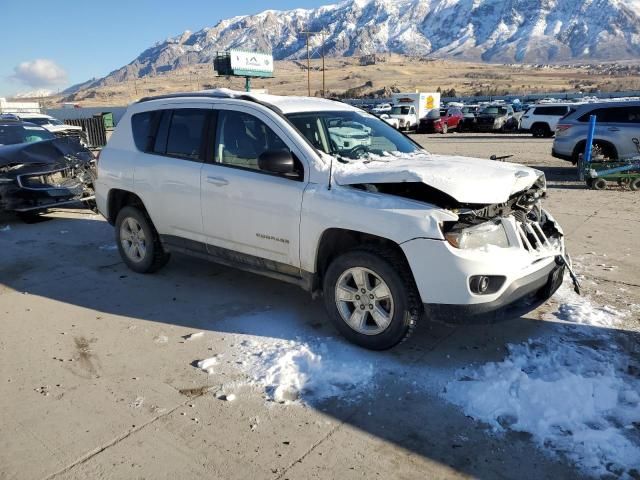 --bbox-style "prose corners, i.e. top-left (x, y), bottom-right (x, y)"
top-left (300, 30), bottom-right (327, 97)
top-left (321, 31), bottom-right (326, 97)
top-left (306, 31), bottom-right (311, 96)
